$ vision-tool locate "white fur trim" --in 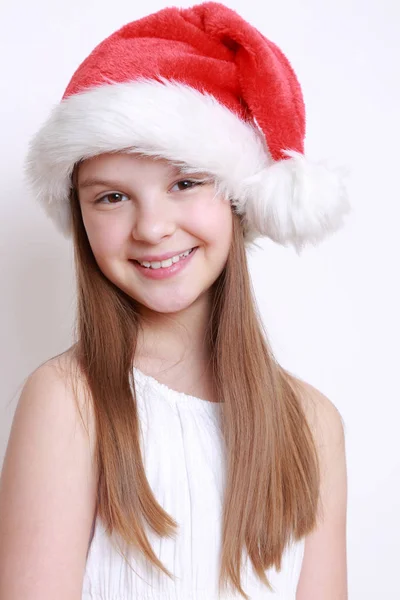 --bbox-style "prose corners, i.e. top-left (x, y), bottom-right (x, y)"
top-left (25, 78), bottom-right (349, 249)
